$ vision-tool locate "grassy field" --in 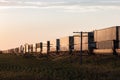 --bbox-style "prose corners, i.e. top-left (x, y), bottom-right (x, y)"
top-left (0, 53), bottom-right (120, 80)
